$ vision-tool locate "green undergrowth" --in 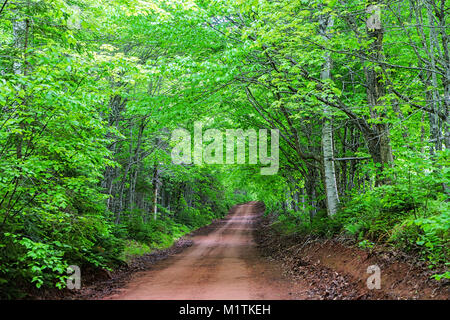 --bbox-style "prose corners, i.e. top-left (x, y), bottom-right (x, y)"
top-left (117, 206), bottom-right (217, 263)
top-left (119, 240), bottom-right (153, 263)
top-left (267, 180), bottom-right (449, 281)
